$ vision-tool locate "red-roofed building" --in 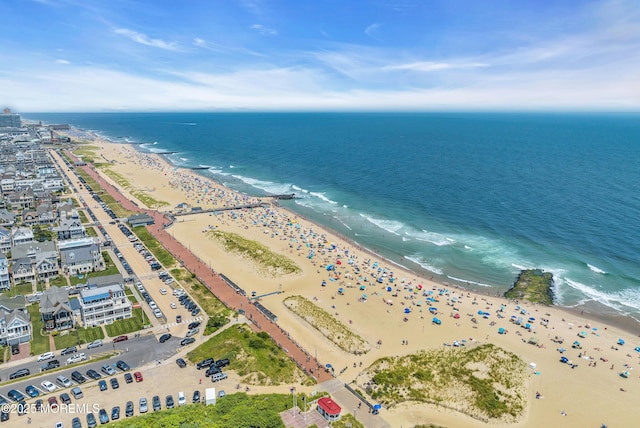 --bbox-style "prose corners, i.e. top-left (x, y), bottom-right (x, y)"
top-left (317, 396), bottom-right (341, 421)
